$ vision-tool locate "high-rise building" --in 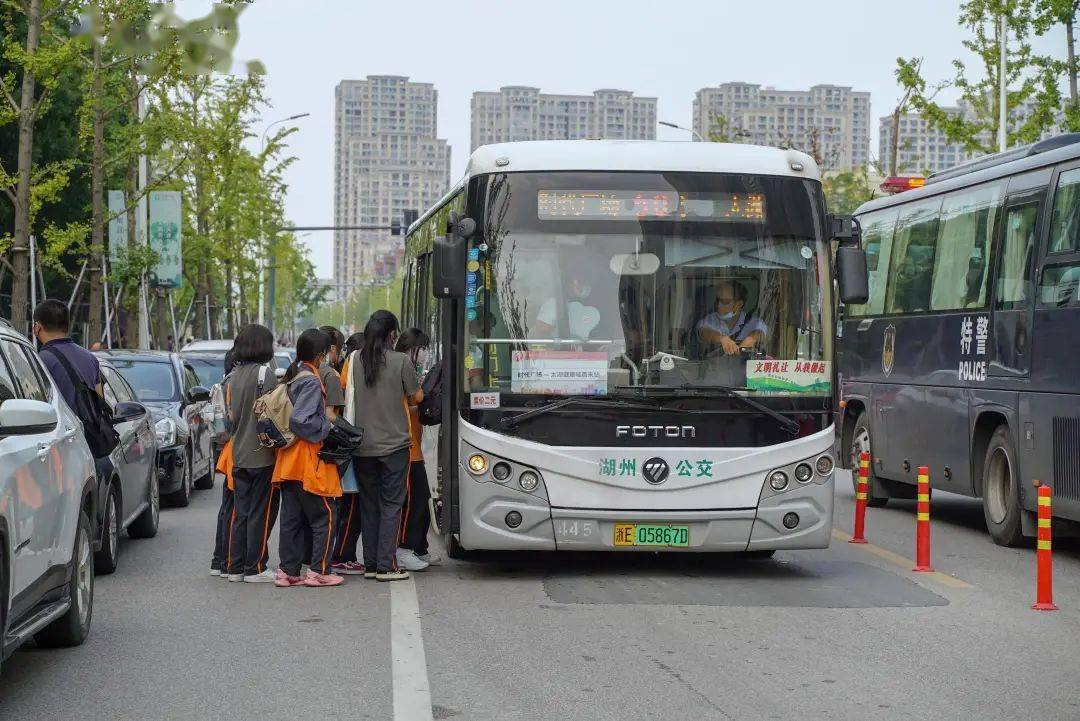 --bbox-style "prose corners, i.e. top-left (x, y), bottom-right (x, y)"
top-left (879, 100), bottom-right (1062, 176)
top-left (333, 75), bottom-right (450, 290)
top-left (470, 87), bottom-right (657, 150)
top-left (692, 83), bottom-right (871, 171)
